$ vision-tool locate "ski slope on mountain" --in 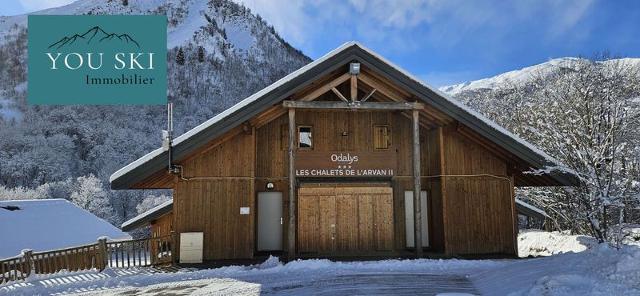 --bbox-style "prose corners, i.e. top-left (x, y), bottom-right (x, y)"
top-left (440, 57), bottom-right (640, 95)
